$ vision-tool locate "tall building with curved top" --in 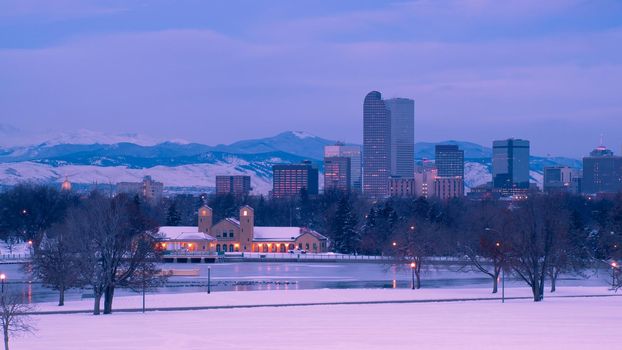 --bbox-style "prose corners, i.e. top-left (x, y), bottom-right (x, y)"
top-left (363, 91), bottom-right (391, 197)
